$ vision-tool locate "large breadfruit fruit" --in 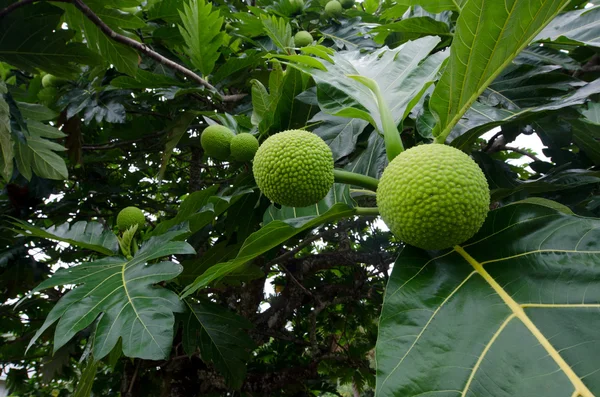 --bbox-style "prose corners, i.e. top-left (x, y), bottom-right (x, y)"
top-left (376, 144), bottom-right (490, 250)
top-left (253, 129), bottom-right (334, 207)
top-left (116, 206), bottom-right (146, 231)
